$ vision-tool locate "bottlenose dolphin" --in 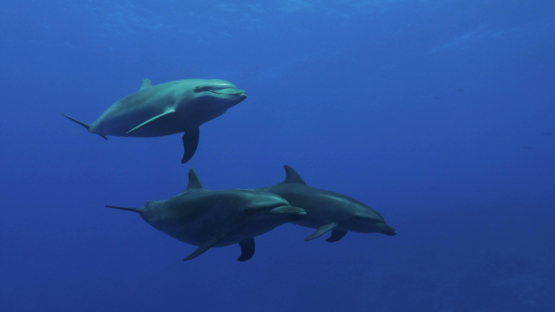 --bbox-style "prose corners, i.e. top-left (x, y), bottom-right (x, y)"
top-left (259, 165), bottom-right (397, 242)
top-left (107, 168), bottom-right (306, 261)
top-left (63, 78), bottom-right (247, 163)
